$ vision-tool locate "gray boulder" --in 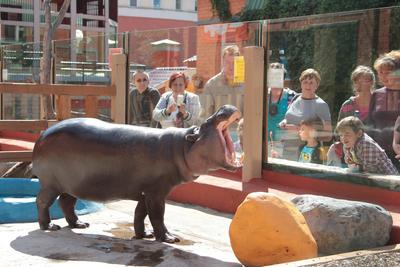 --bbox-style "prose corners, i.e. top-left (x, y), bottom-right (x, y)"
top-left (291, 194), bottom-right (392, 255)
